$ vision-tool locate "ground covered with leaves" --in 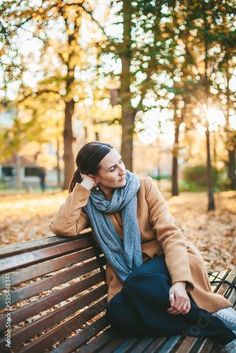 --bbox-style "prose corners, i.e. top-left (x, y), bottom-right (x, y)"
top-left (0, 189), bottom-right (235, 272)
